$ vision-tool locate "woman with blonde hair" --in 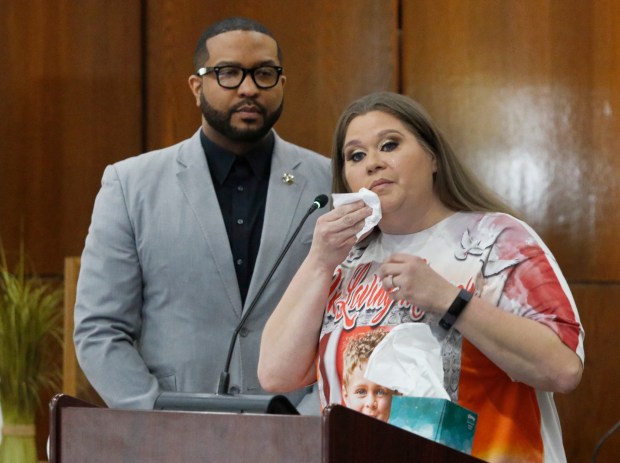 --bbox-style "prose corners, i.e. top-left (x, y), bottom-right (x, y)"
top-left (259, 92), bottom-right (584, 462)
